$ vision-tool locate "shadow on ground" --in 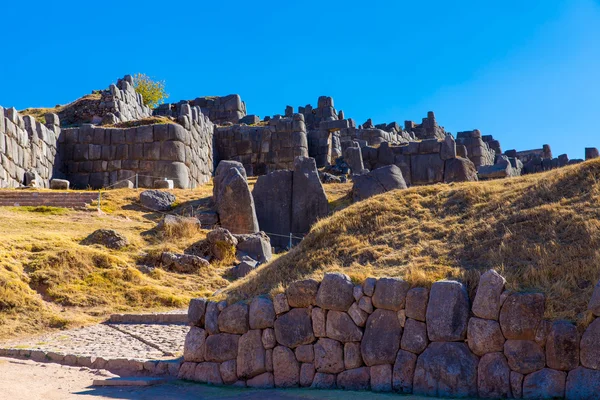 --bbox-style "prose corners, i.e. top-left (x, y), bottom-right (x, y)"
top-left (76, 380), bottom-right (446, 399)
